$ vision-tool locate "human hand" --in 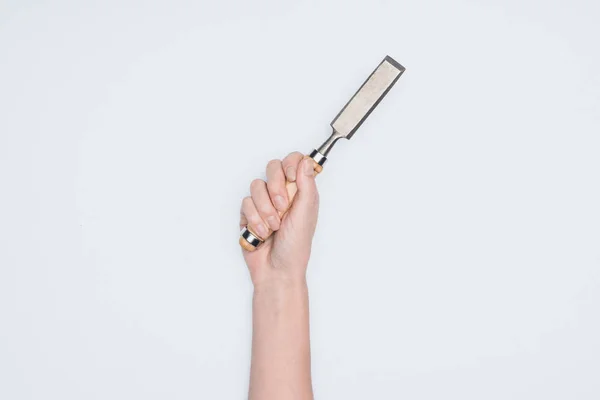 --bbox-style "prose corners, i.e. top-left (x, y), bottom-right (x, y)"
top-left (239, 152), bottom-right (320, 288)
